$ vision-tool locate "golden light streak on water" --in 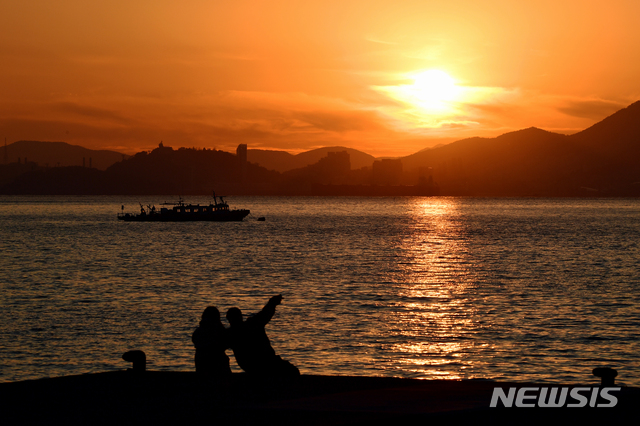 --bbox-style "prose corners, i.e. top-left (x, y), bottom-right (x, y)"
top-left (372, 198), bottom-right (487, 379)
